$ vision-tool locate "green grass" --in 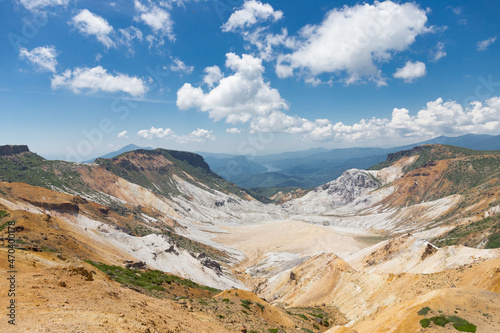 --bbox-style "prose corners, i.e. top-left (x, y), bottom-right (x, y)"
top-left (0, 210), bottom-right (9, 219)
top-left (256, 302), bottom-right (265, 311)
top-left (85, 261), bottom-right (220, 295)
